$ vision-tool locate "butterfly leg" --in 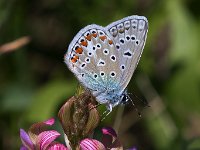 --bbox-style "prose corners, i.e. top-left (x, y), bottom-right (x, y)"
top-left (101, 104), bottom-right (113, 121)
top-left (106, 103), bottom-right (113, 112)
